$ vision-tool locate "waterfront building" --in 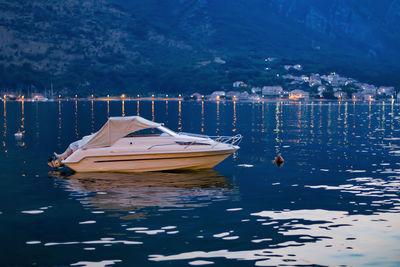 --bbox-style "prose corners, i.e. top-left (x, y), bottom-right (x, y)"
top-left (377, 86), bottom-right (394, 96)
top-left (208, 91), bottom-right (226, 101)
top-left (262, 86), bottom-right (283, 97)
top-left (249, 94), bottom-right (261, 101)
top-left (317, 86), bottom-right (326, 97)
top-left (233, 81), bottom-right (245, 88)
top-left (289, 89), bottom-right (309, 100)
top-left (239, 91), bottom-right (250, 100)
top-left (226, 91), bottom-right (241, 100)
top-left (251, 87), bottom-right (261, 94)
top-left (334, 91), bottom-right (346, 99)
